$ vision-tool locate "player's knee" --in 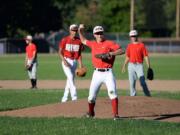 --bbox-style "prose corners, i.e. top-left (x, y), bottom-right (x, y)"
top-left (139, 76), bottom-right (146, 86)
top-left (108, 90), bottom-right (117, 99)
top-left (88, 96), bottom-right (96, 103)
